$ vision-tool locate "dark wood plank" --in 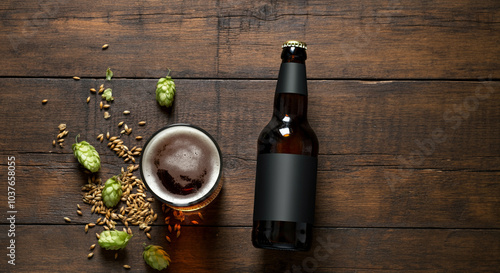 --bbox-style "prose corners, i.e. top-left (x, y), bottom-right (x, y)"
top-left (1, 225), bottom-right (498, 272)
top-left (0, 78), bottom-right (499, 228)
top-left (2, 152), bottom-right (499, 228)
top-left (1, 0), bottom-right (499, 79)
top-left (0, 0), bottom-right (219, 78)
top-left (1, 78), bottom-right (499, 159)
